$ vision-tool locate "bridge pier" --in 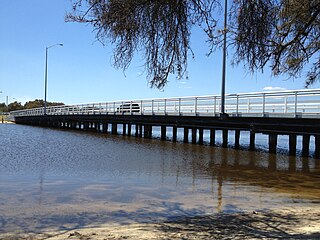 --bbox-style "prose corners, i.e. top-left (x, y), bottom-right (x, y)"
top-left (172, 126), bottom-right (177, 142)
top-left (127, 123), bottom-right (132, 136)
top-left (268, 134), bottom-right (278, 153)
top-left (84, 122), bottom-right (89, 131)
top-left (250, 131), bottom-right (255, 151)
top-left (102, 123), bottom-right (108, 133)
top-left (139, 125), bottom-right (143, 138)
top-left (144, 124), bottom-right (152, 138)
top-left (210, 129), bottom-right (215, 146)
top-left (161, 126), bottom-right (166, 140)
top-left (192, 128), bottom-right (197, 144)
top-left (122, 123), bottom-right (127, 136)
top-left (184, 128), bottom-right (189, 143)
top-left (112, 123), bottom-right (117, 135)
top-left (302, 134), bottom-right (310, 157)
top-left (135, 124), bottom-right (139, 137)
top-left (289, 134), bottom-right (297, 156)
top-left (199, 128), bottom-right (204, 145)
top-left (96, 122), bottom-right (101, 132)
top-left (235, 130), bottom-right (240, 149)
top-left (222, 130), bottom-right (228, 148)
